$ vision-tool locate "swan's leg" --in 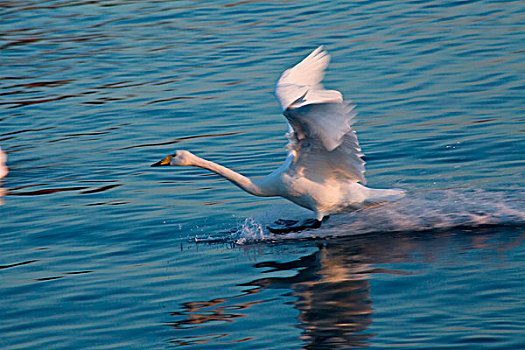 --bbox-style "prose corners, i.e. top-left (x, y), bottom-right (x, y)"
top-left (273, 219), bottom-right (299, 226)
top-left (267, 216), bottom-right (329, 234)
